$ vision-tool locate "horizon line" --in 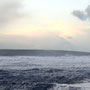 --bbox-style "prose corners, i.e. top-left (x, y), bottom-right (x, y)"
top-left (0, 49), bottom-right (90, 53)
